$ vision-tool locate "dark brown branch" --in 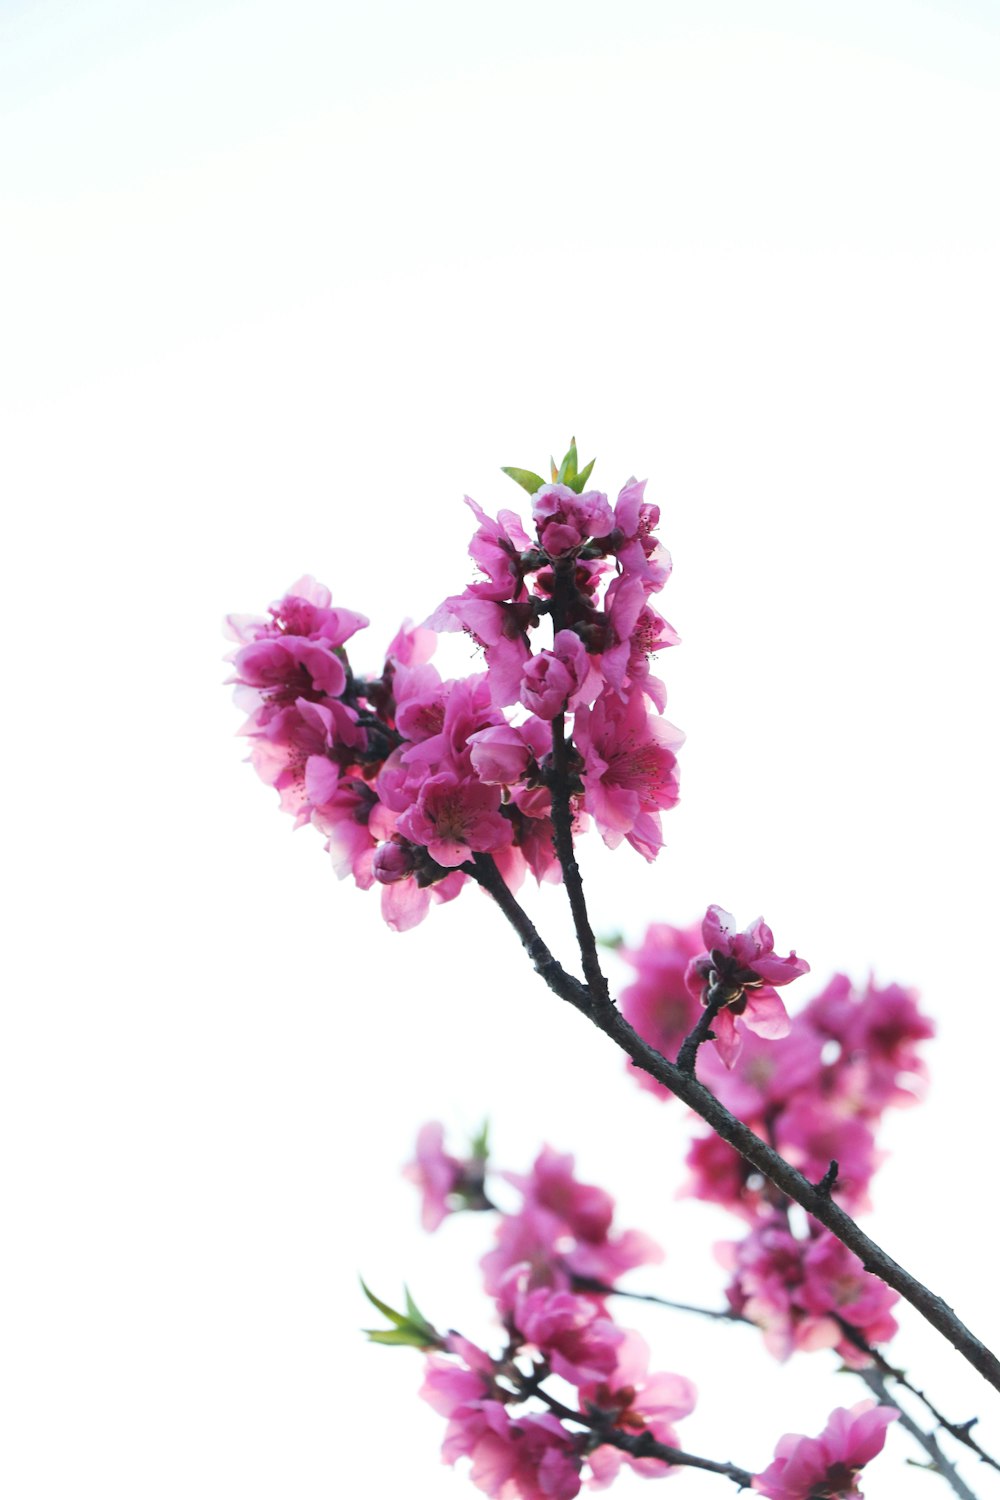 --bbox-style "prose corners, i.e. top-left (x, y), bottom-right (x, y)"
top-left (518, 1377), bottom-right (753, 1489)
top-left (469, 857), bottom-right (1000, 1399)
top-left (547, 710), bottom-right (611, 1004)
top-left (676, 985), bottom-right (730, 1074)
